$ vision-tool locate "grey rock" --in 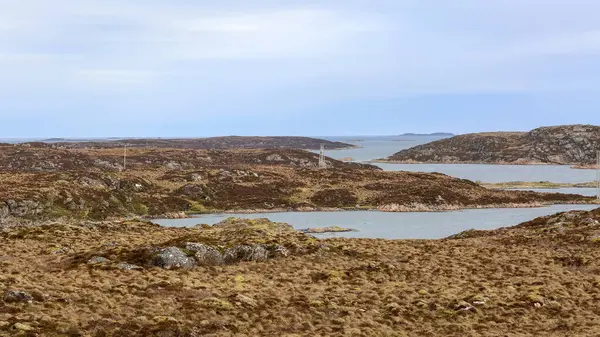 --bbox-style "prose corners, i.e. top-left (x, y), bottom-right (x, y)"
top-left (3, 290), bottom-right (34, 303)
top-left (151, 247), bottom-right (196, 269)
top-left (116, 262), bottom-right (143, 271)
top-left (184, 243), bottom-right (224, 266)
top-left (11, 323), bottom-right (35, 331)
top-left (265, 154), bottom-right (285, 162)
top-left (269, 244), bottom-right (290, 258)
top-left (232, 294), bottom-right (258, 307)
top-left (0, 204), bottom-right (8, 220)
top-left (87, 256), bottom-right (110, 264)
top-left (5, 199), bottom-right (43, 218)
top-left (224, 244), bottom-right (269, 263)
top-left (165, 161), bottom-right (182, 170)
top-left (50, 246), bottom-right (73, 255)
